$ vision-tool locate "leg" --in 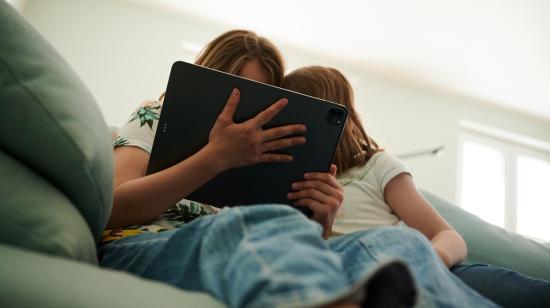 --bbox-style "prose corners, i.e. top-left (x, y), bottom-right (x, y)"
top-left (99, 205), bottom-right (355, 308)
top-left (452, 263), bottom-right (550, 308)
top-left (328, 226), bottom-right (498, 307)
